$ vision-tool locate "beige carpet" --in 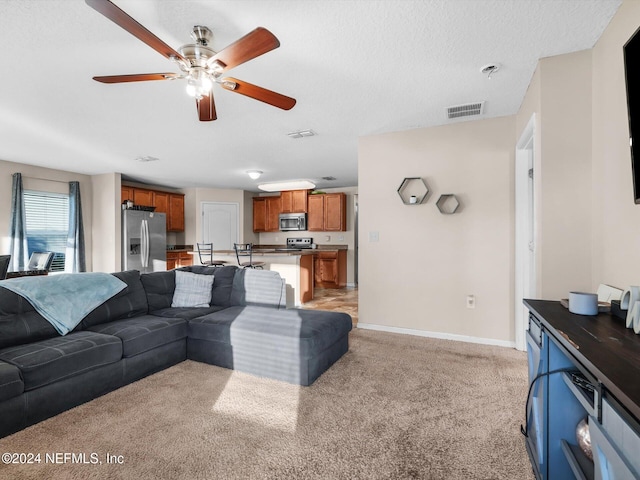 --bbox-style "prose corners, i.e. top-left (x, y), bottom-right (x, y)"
top-left (0, 329), bottom-right (533, 480)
